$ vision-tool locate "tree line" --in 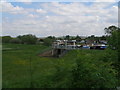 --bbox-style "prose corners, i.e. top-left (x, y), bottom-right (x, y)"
top-left (2, 34), bottom-right (107, 46)
top-left (2, 35), bottom-right (55, 46)
top-left (1, 25), bottom-right (120, 49)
